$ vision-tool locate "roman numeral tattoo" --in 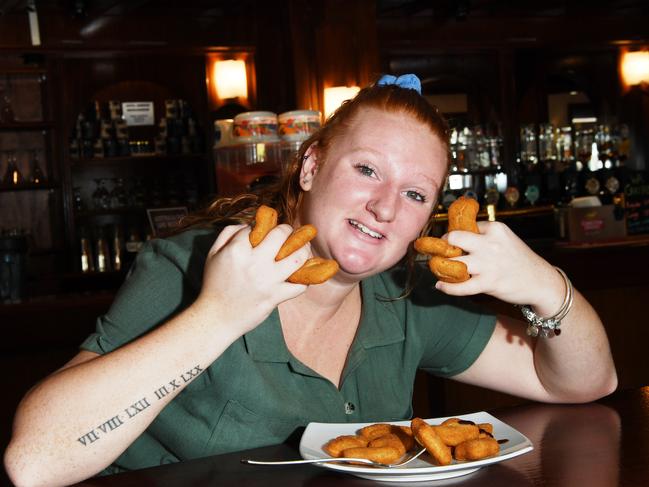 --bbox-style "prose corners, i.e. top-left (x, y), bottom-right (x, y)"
top-left (125, 397), bottom-right (151, 419)
top-left (77, 365), bottom-right (203, 446)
